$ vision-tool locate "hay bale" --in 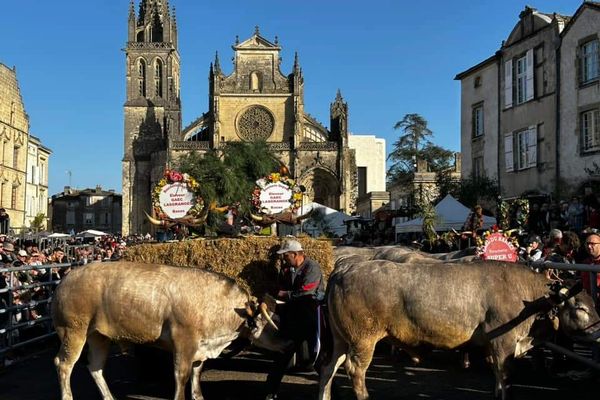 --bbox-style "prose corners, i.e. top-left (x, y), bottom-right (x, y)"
top-left (123, 236), bottom-right (333, 296)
